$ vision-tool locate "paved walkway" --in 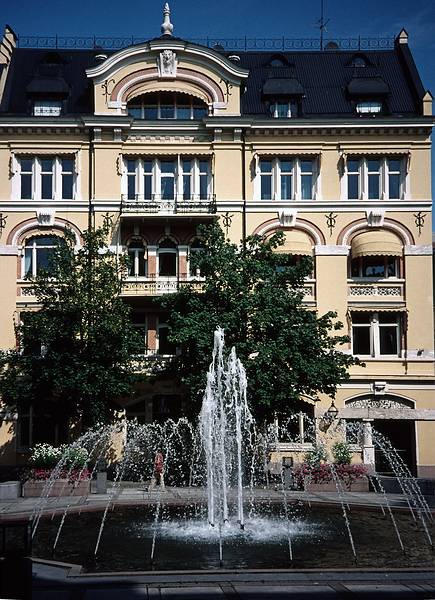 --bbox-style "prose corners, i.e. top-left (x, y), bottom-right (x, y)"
top-left (1, 486), bottom-right (434, 521)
